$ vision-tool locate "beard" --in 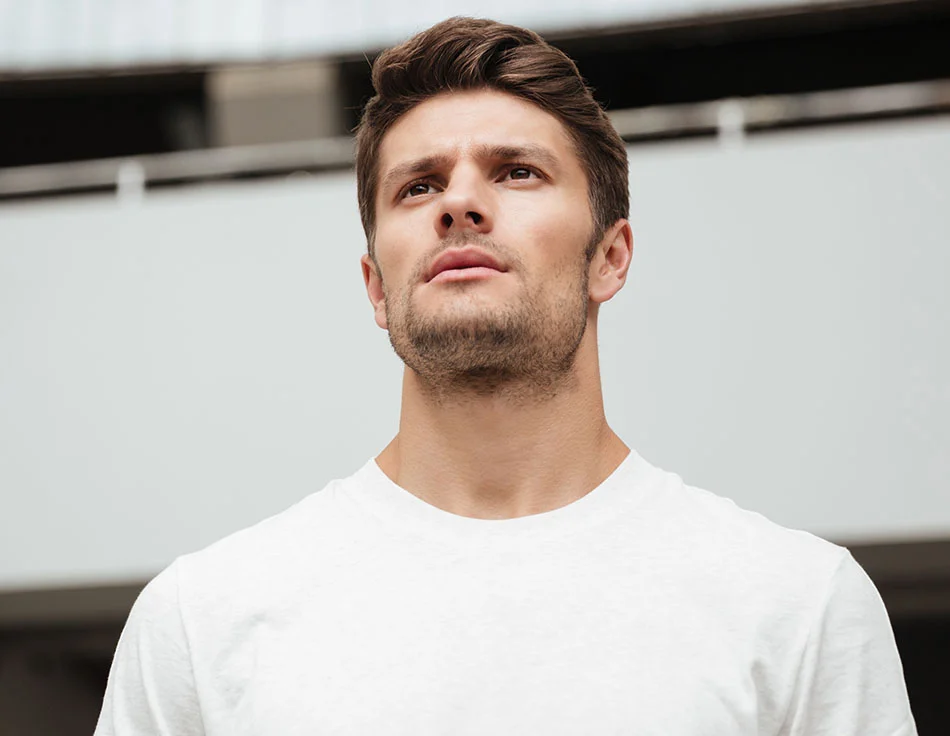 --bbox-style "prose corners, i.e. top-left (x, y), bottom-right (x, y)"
top-left (381, 232), bottom-right (595, 402)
